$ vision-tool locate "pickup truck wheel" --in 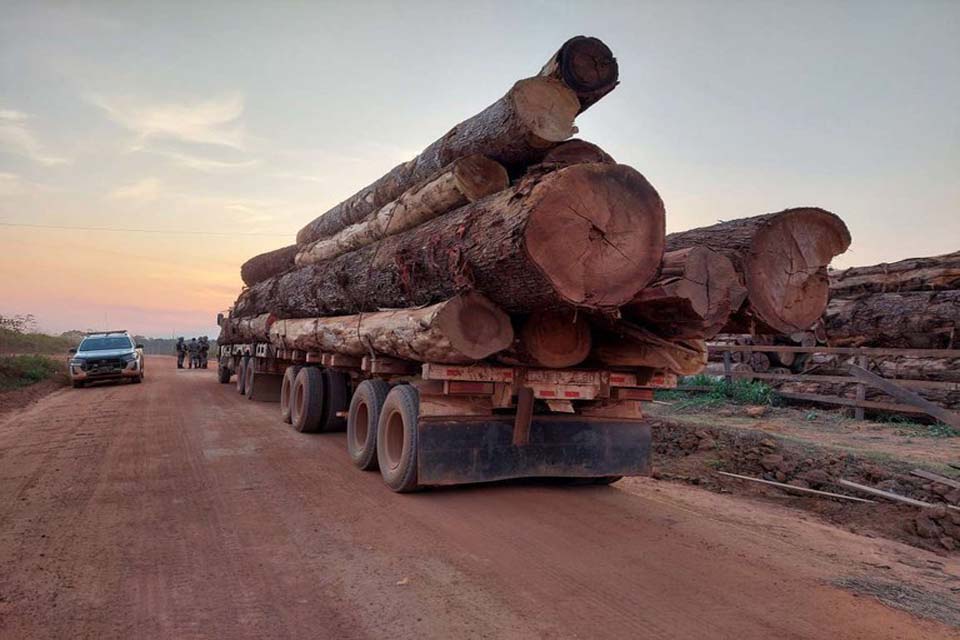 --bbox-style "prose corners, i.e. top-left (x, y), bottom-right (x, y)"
top-left (291, 367), bottom-right (325, 433)
top-left (320, 370), bottom-right (349, 433)
top-left (131, 373), bottom-right (143, 384)
top-left (244, 362), bottom-right (256, 399)
top-left (280, 365), bottom-right (302, 423)
top-left (347, 379), bottom-right (390, 470)
top-left (217, 364), bottom-right (231, 384)
top-left (376, 384), bottom-right (420, 492)
top-left (72, 381), bottom-right (84, 389)
top-left (236, 357), bottom-right (249, 395)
